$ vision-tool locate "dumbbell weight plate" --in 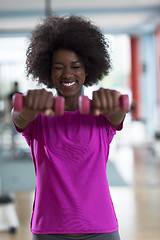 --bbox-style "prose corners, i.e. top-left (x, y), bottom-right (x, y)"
top-left (12, 93), bottom-right (24, 112)
top-left (118, 95), bottom-right (129, 112)
top-left (79, 95), bottom-right (91, 114)
top-left (54, 96), bottom-right (65, 115)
